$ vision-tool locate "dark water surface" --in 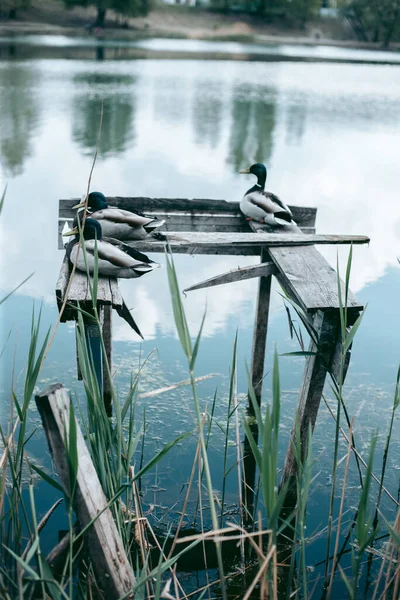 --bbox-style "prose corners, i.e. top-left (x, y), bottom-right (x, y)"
top-left (0, 40), bottom-right (399, 595)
